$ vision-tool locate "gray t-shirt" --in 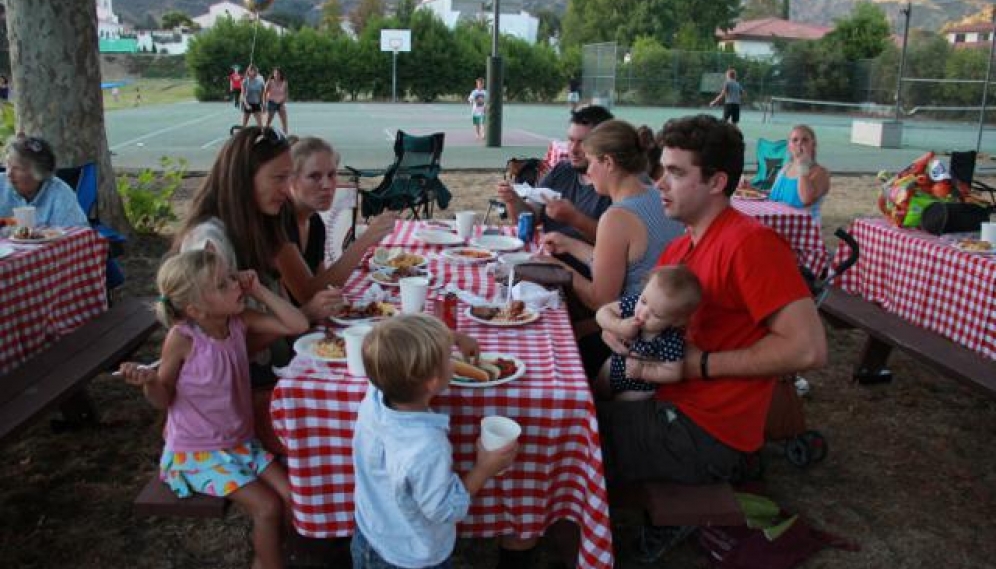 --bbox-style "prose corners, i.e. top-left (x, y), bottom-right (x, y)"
top-left (243, 76), bottom-right (265, 105)
top-left (723, 80), bottom-right (743, 105)
top-left (538, 161), bottom-right (612, 240)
